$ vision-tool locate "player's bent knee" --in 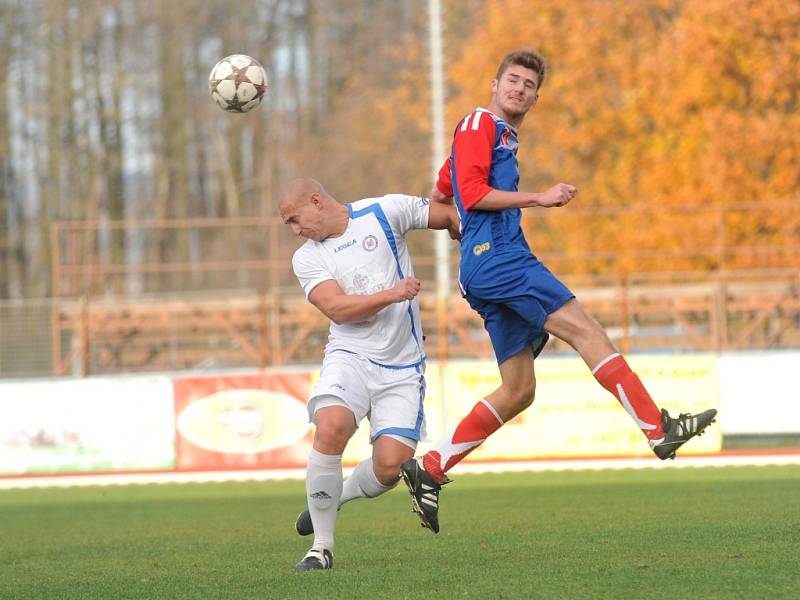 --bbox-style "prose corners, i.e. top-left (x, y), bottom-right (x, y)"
top-left (371, 437), bottom-right (415, 484)
top-left (514, 391), bottom-right (535, 411)
top-left (373, 449), bottom-right (413, 474)
top-left (312, 404), bottom-right (356, 452)
top-left (372, 462), bottom-right (402, 486)
top-left (518, 392), bottom-right (535, 410)
top-left (313, 422), bottom-right (354, 452)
